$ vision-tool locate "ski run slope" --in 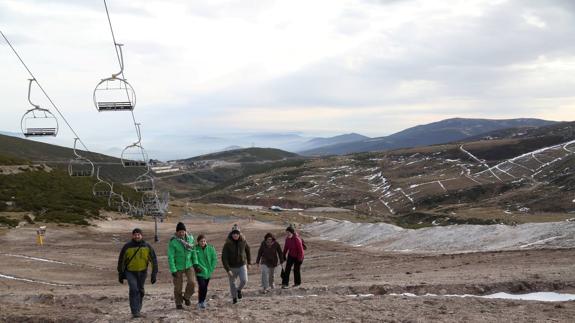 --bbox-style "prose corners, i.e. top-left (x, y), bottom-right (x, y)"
top-left (304, 220), bottom-right (575, 253)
